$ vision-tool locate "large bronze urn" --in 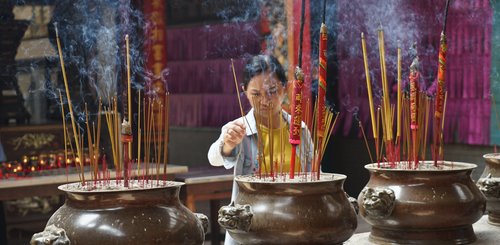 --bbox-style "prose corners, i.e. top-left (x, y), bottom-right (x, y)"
top-left (218, 173), bottom-right (358, 245)
top-left (31, 180), bottom-right (207, 245)
top-left (359, 161), bottom-right (486, 245)
top-left (477, 153), bottom-right (500, 226)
